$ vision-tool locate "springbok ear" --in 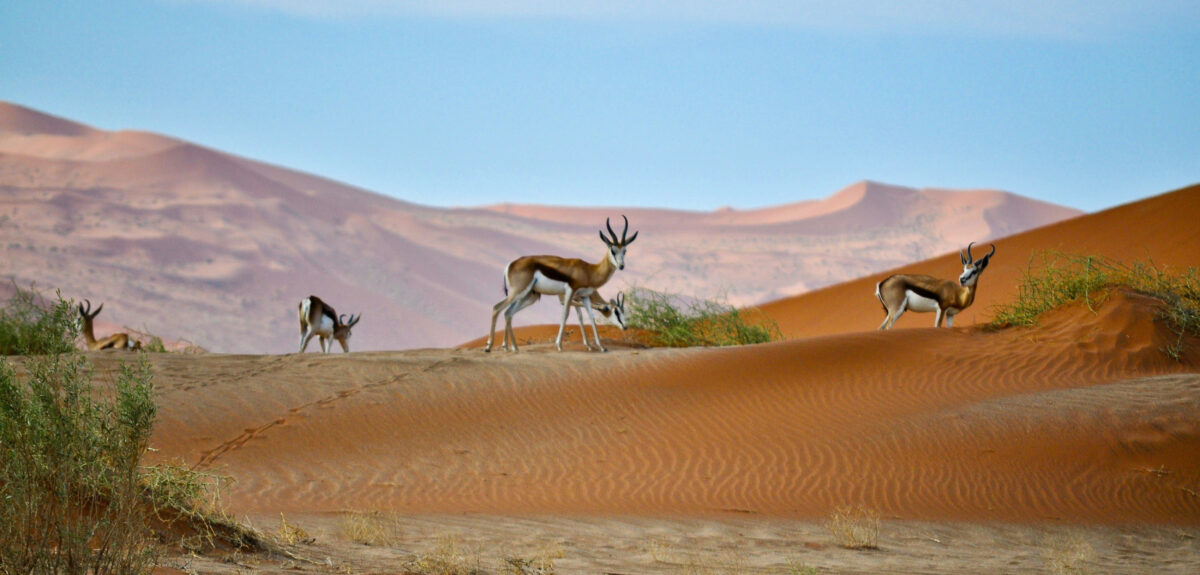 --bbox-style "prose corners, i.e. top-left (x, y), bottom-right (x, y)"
top-left (599, 230), bottom-right (613, 247)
